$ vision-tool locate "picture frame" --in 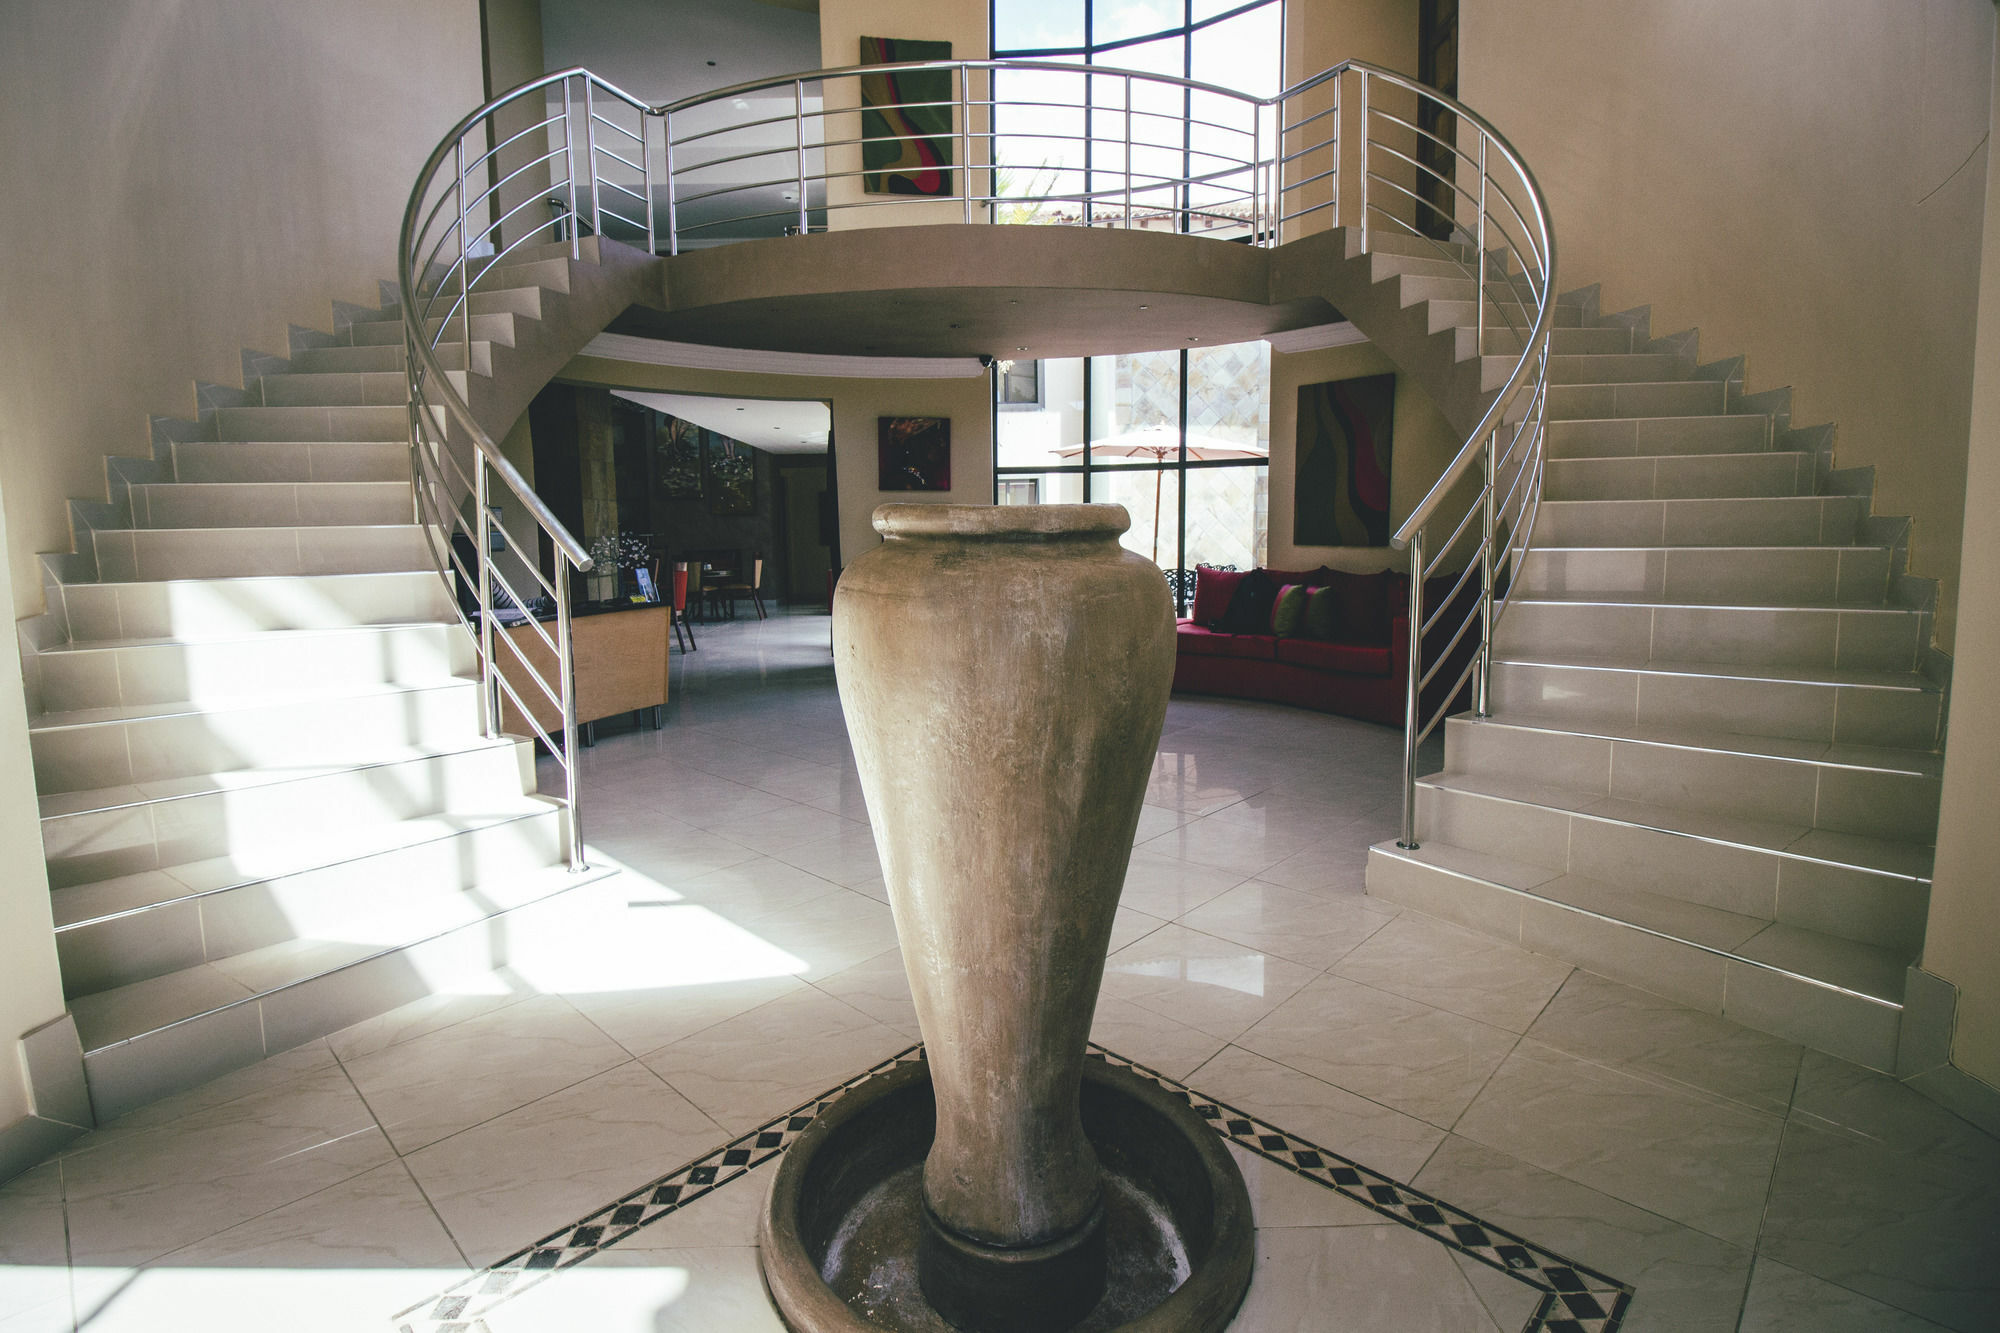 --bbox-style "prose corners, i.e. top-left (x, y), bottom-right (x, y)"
top-left (878, 416), bottom-right (952, 491)
top-left (635, 566), bottom-right (659, 602)
top-left (655, 415), bottom-right (703, 499)
top-left (704, 433), bottom-right (757, 516)
top-left (859, 36), bottom-right (953, 196)
top-left (1295, 373), bottom-right (1396, 547)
